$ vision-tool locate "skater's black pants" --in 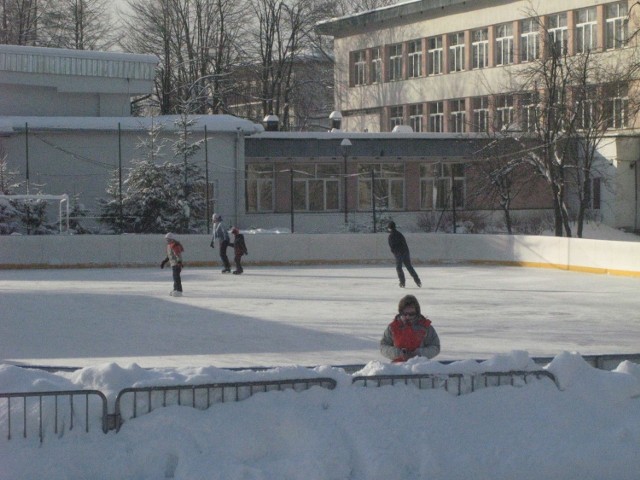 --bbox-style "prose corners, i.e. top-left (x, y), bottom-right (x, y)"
top-left (172, 265), bottom-right (183, 292)
top-left (394, 252), bottom-right (420, 286)
top-left (234, 254), bottom-right (244, 273)
top-left (219, 240), bottom-right (231, 270)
